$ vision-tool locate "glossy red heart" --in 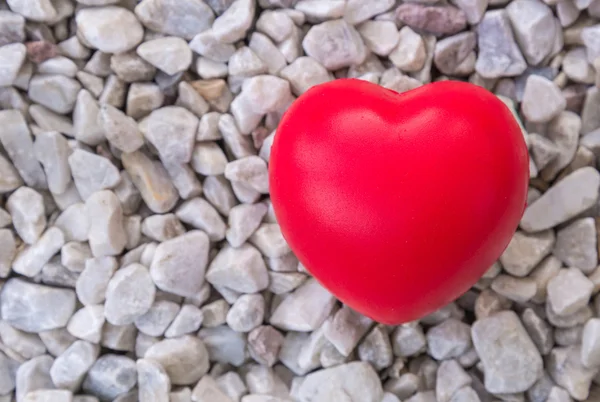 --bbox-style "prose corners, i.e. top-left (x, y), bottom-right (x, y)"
top-left (268, 79), bottom-right (529, 325)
